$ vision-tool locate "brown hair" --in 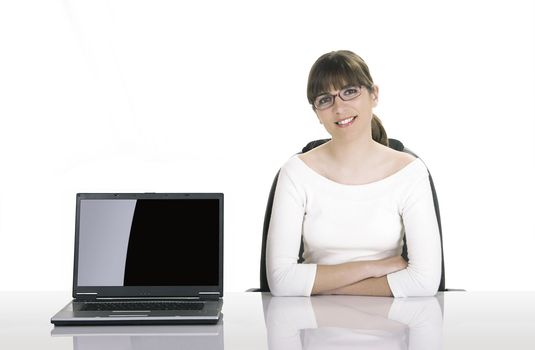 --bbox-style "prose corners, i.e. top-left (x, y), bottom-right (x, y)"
top-left (306, 50), bottom-right (388, 146)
